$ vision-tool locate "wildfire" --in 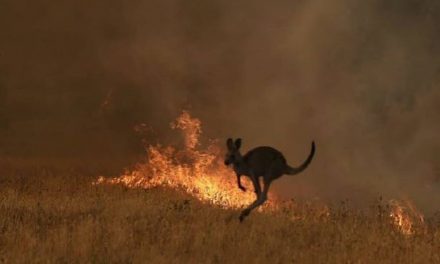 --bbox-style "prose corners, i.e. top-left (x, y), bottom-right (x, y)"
top-left (388, 199), bottom-right (425, 235)
top-left (96, 110), bottom-right (271, 209)
top-left (95, 110), bottom-right (426, 233)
